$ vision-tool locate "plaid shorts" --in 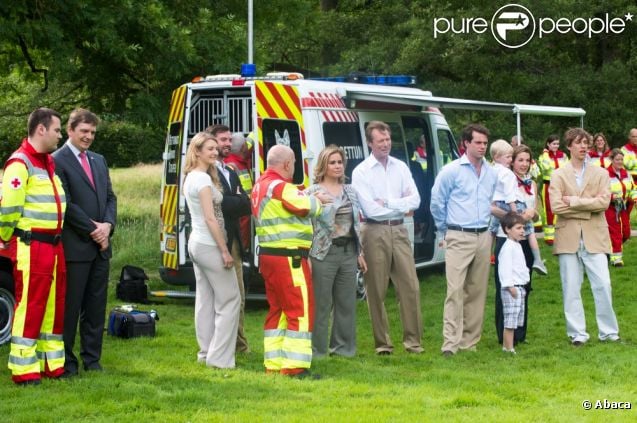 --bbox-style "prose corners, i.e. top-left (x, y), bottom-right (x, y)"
top-left (501, 286), bottom-right (526, 329)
